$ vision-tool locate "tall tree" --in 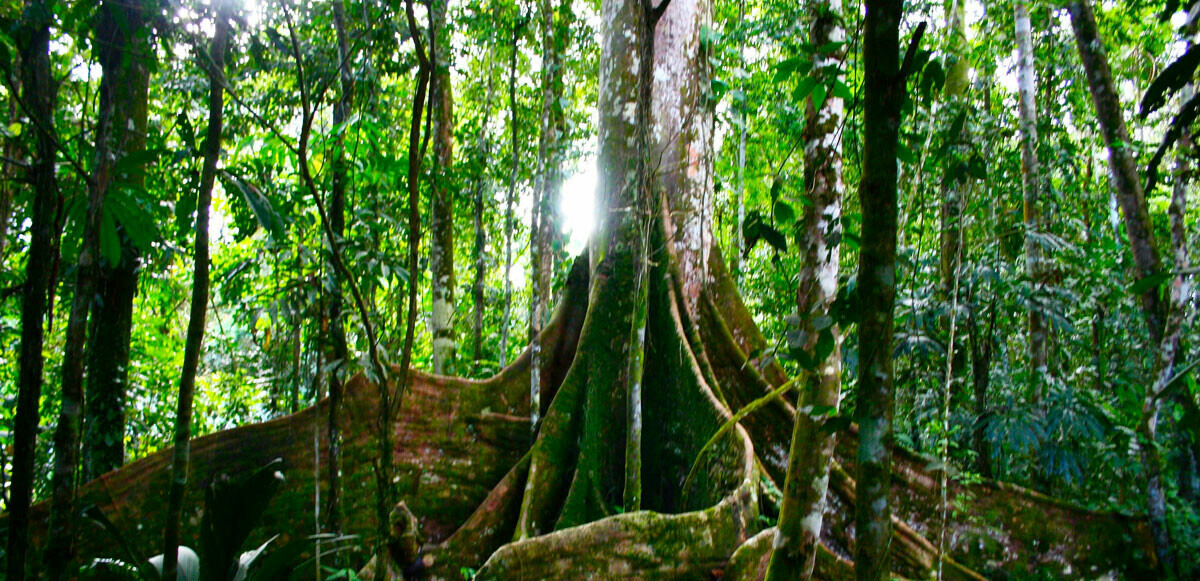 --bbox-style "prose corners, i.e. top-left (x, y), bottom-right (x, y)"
top-left (325, 0), bottom-right (355, 536)
top-left (1068, 0), bottom-right (1175, 573)
top-left (81, 0), bottom-right (151, 482)
top-left (6, 2), bottom-right (58, 578)
top-left (1015, 0), bottom-right (1048, 377)
top-left (854, 8), bottom-right (923, 581)
top-left (161, 7), bottom-right (230, 577)
top-left (472, 32), bottom-right (498, 369)
top-left (765, 0), bottom-right (846, 576)
top-left (430, 0), bottom-right (458, 375)
top-left (498, 18), bottom-right (520, 368)
top-left (653, 0), bottom-right (712, 321)
top-left (44, 0), bottom-right (151, 574)
top-left (530, 0), bottom-right (572, 430)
